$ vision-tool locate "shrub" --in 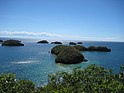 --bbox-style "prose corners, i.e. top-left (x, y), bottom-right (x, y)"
top-left (0, 65), bottom-right (124, 93)
top-left (43, 64), bottom-right (124, 93)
